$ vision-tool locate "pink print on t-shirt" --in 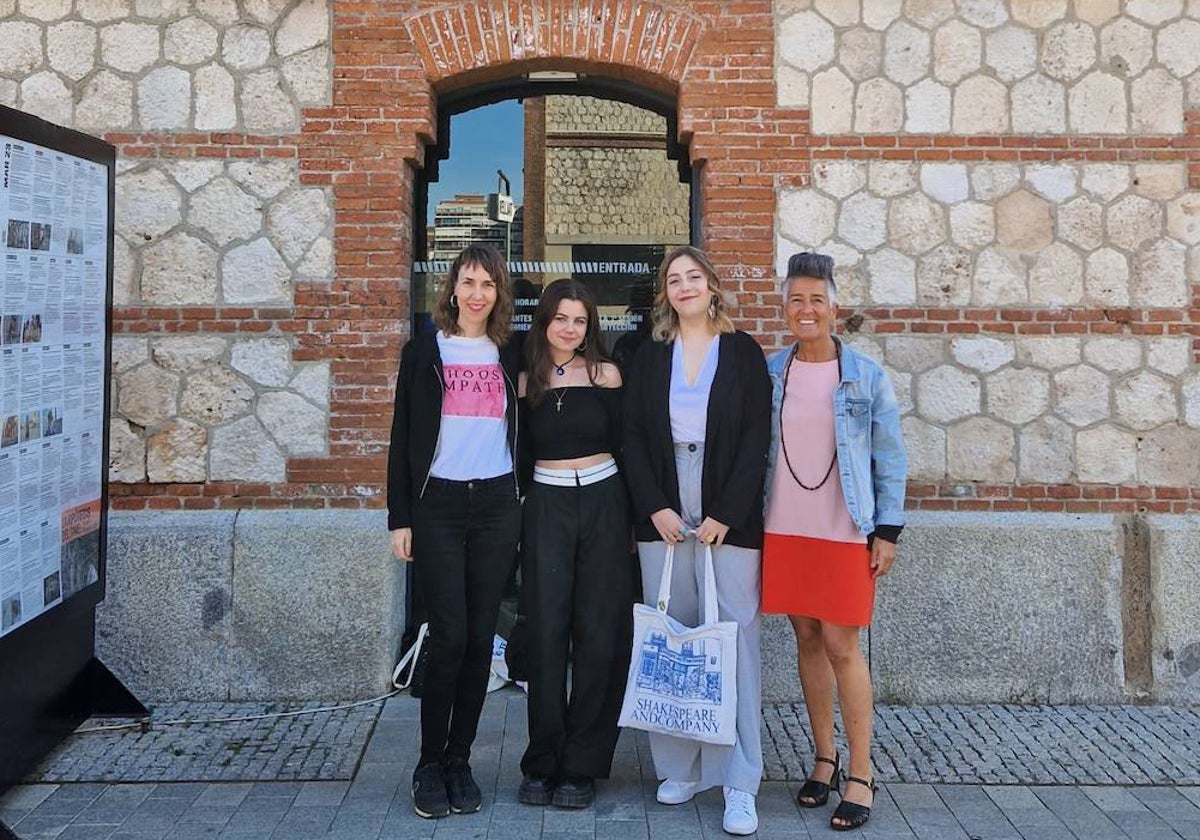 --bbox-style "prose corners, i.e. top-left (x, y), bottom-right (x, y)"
top-left (442, 364), bottom-right (505, 418)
